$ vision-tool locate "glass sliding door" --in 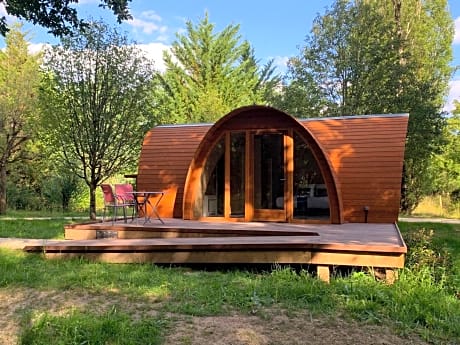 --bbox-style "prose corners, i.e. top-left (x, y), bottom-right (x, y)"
top-left (253, 133), bottom-right (286, 221)
top-left (293, 132), bottom-right (330, 220)
top-left (230, 132), bottom-right (245, 218)
top-left (201, 137), bottom-right (225, 217)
